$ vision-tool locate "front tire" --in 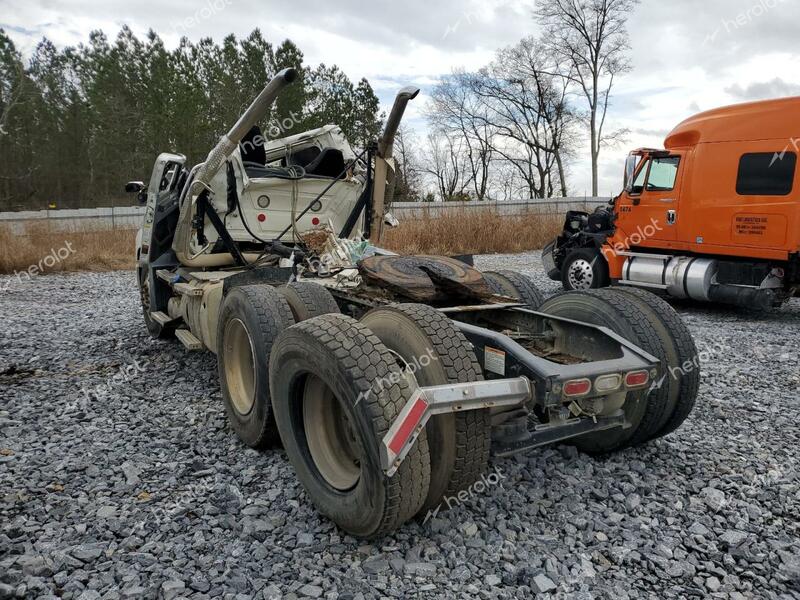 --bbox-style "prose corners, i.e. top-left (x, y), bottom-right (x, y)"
top-left (561, 248), bottom-right (610, 291)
